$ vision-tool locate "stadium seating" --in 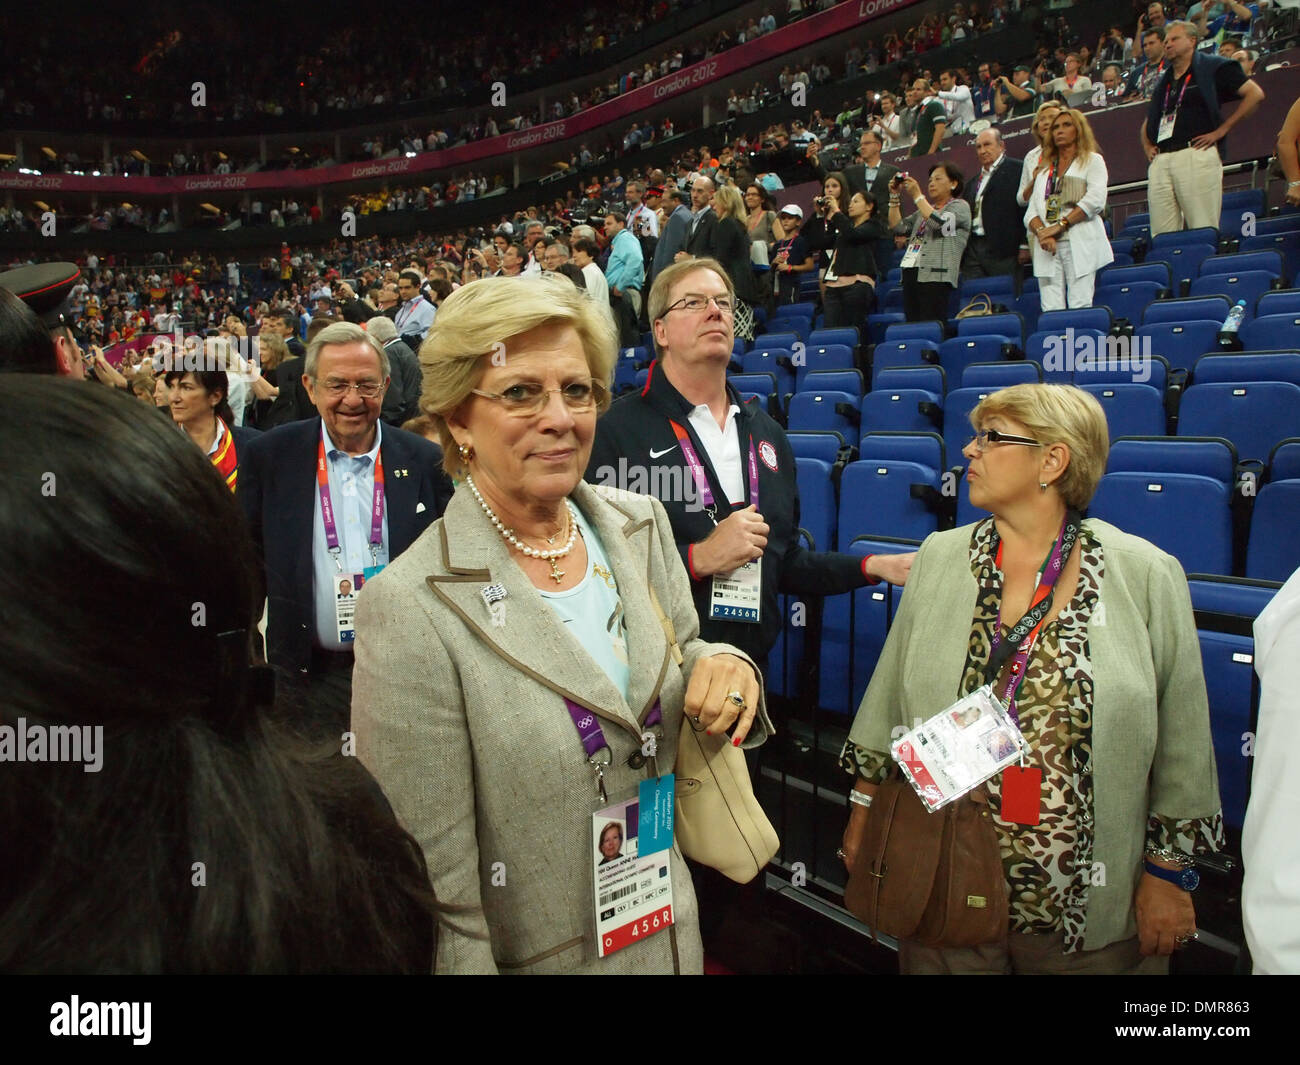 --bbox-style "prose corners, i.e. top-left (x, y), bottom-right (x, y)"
top-left (1188, 270), bottom-right (1277, 312)
top-left (883, 321), bottom-right (944, 345)
top-left (871, 339), bottom-right (939, 385)
top-left (1025, 327), bottom-right (1108, 383)
top-left (1095, 280), bottom-right (1167, 325)
top-left (961, 361), bottom-right (1042, 389)
top-left (795, 457), bottom-right (838, 553)
top-left (803, 369), bottom-right (865, 399)
top-left (874, 365), bottom-right (947, 396)
top-left (1241, 233), bottom-right (1300, 288)
top-left (839, 459), bottom-right (942, 543)
top-left (942, 387), bottom-right (993, 466)
top-left (1270, 438), bottom-right (1300, 481)
top-left (1178, 381), bottom-right (1300, 464)
top-left (1038, 307), bottom-right (1112, 335)
top-left (1255, 289), bottom-right (1300, 318)
top-left (955, 312), bottom-right (1025, 345)
top-left (1134, 321), bottom-right (1224, 370)
top-left (807, 327), bottom-right (860, 350)
top-left (1077, 383), bottom-right (1166, 439)
top-left (937, 335), bottom-right (1015, 386)
top-left (1200, 250), bottom-right (1286, 284)
top-left (797, 344), bottom-right (856, 389)
top-left (1236, 314), bottom-right (1300, 353)
top-left (1143, 296), bottom-right (1232, 327)
top-left (787, 430), bottom-right (849, 465)
top-left (860, 388), bottom-right (943, 436)
top-left (729, 372), bottom-right (778, 402)
top-left (1088, 472), bottom-right (1233, 573)
top-left (865, 312), bottom-right (906, 345)
top-left (1106, 436), bottom-right (1238, 487)
top-left (1192, 351), bottom-right (1300, 388)
top-left (1245, 480), bottom-right (1300, 582)
top-left (742, 348), bottom-right (795, 394)
top-left (859, 431), bottom-right (945, 470)
top-left (788, 390), bottom-right (860, 436)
